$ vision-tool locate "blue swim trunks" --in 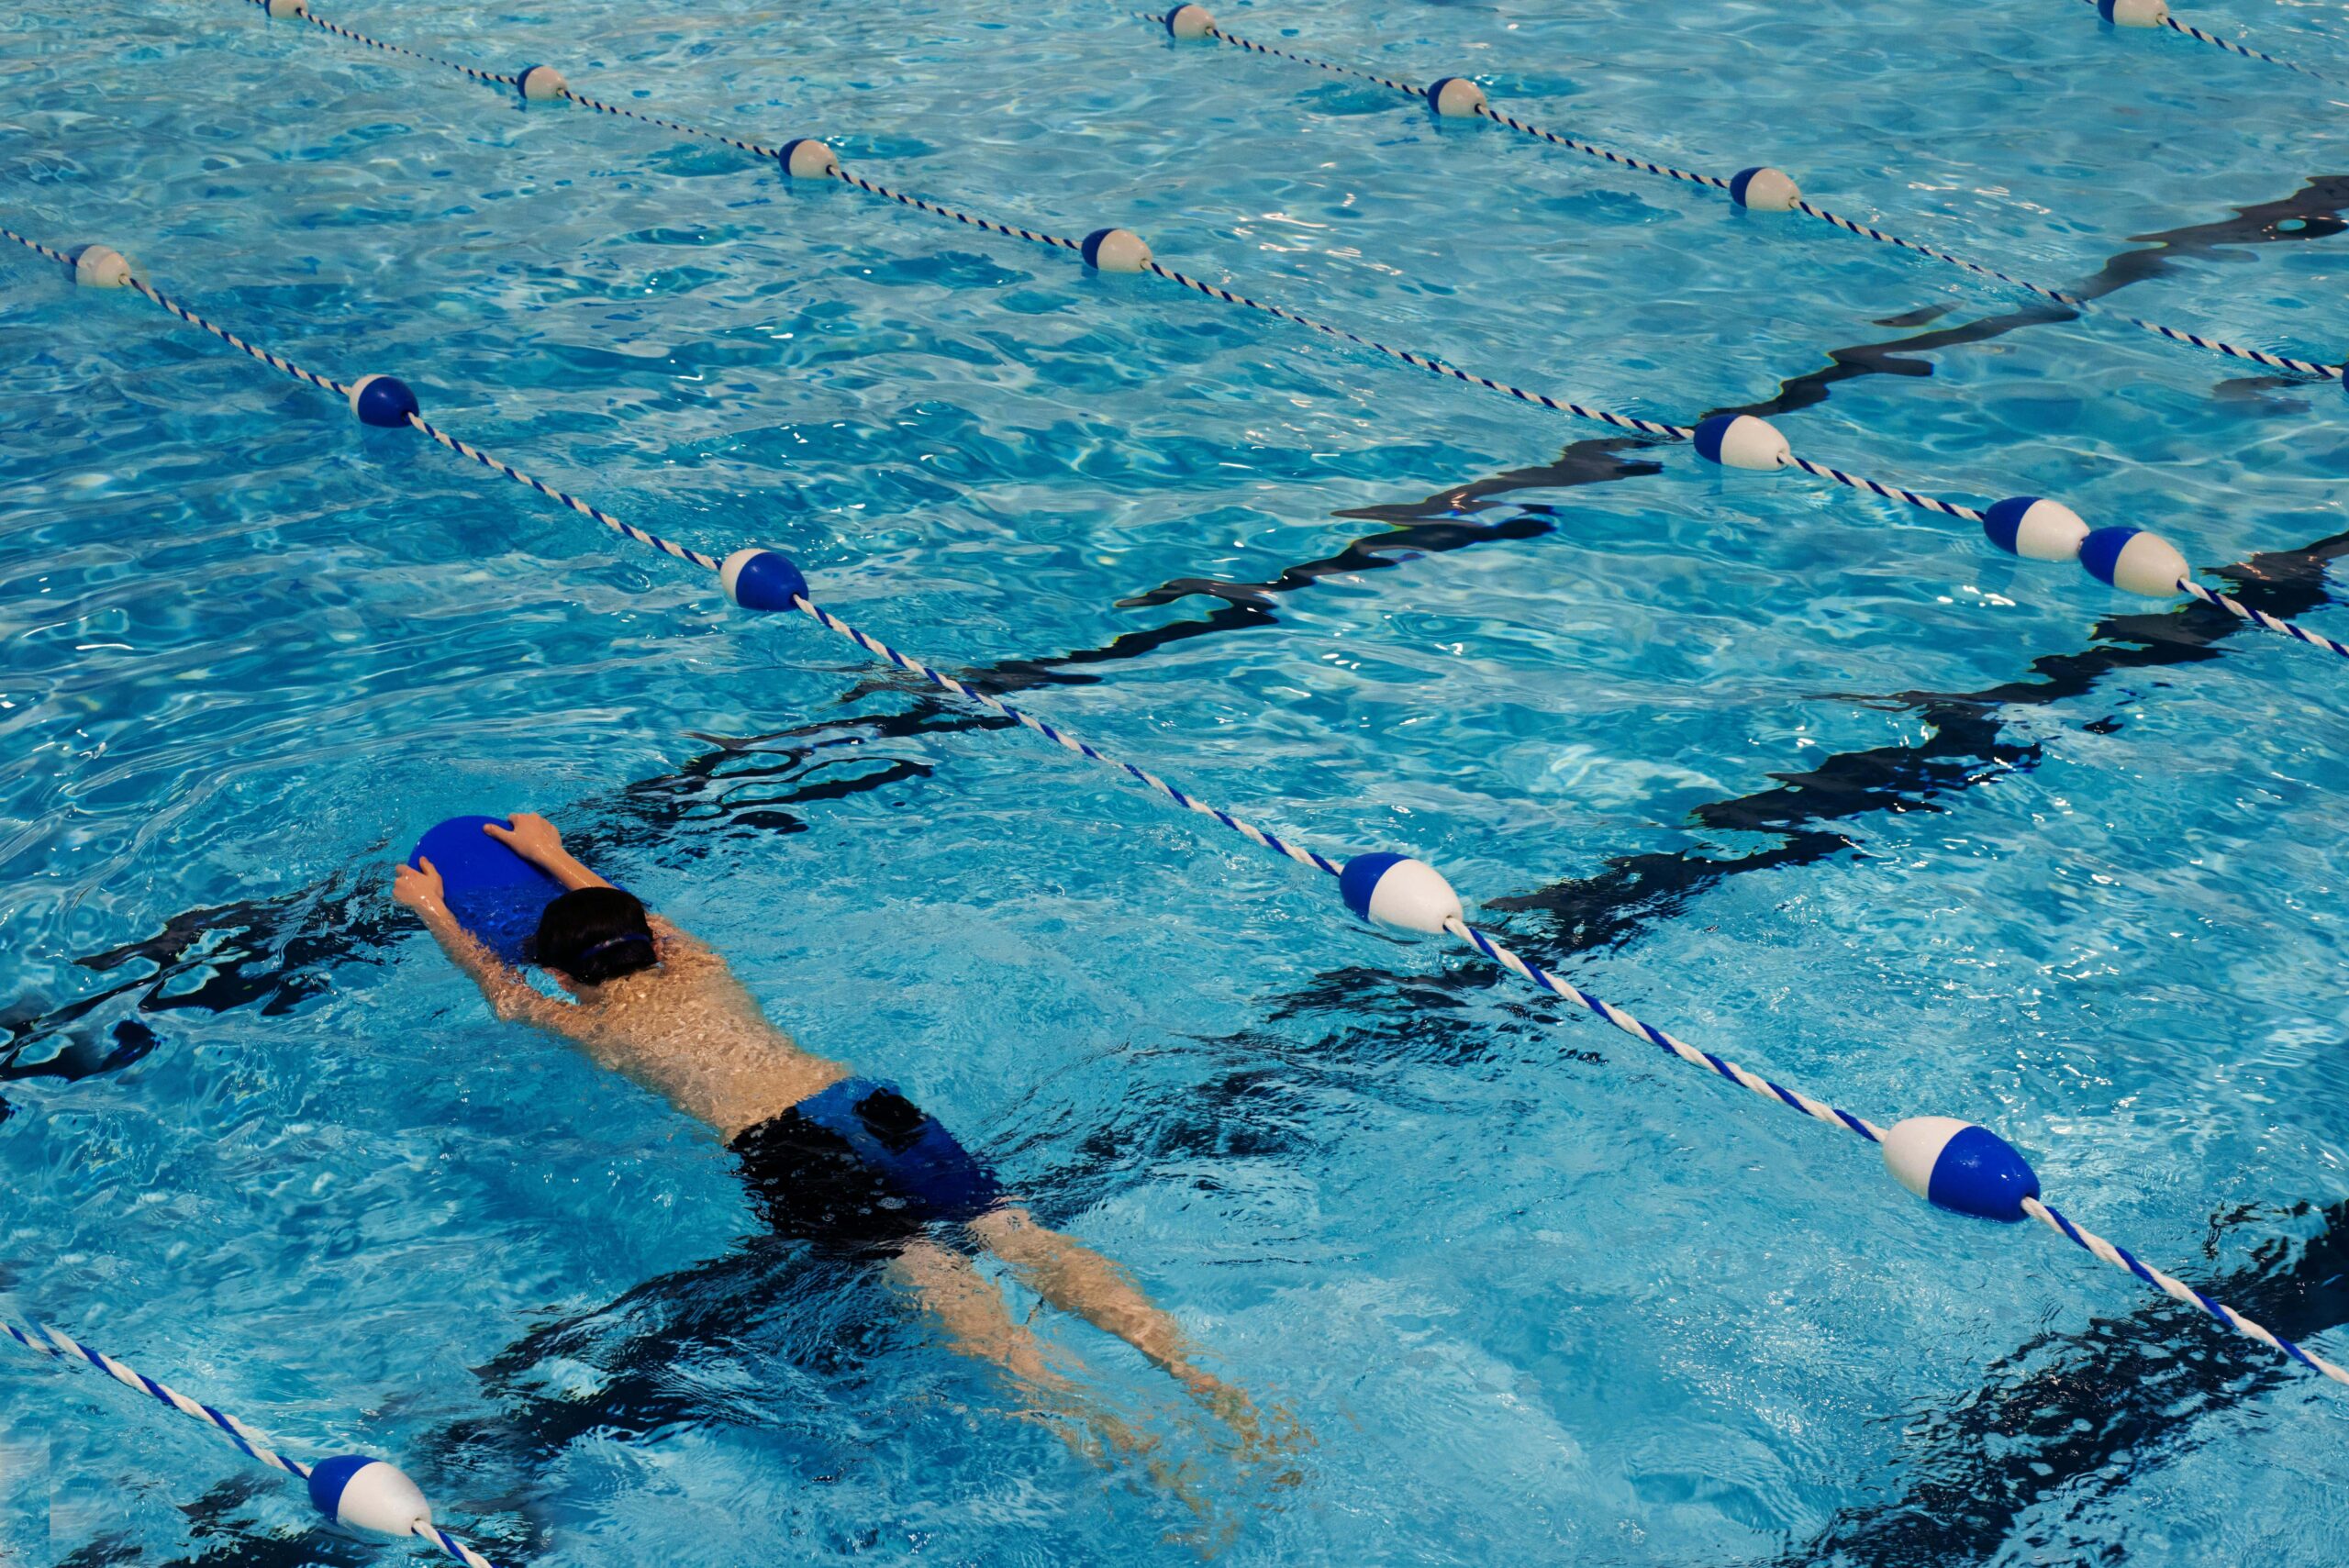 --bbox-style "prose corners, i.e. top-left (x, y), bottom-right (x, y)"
top-left (728, 1076), bottom-right (1003, 1255)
